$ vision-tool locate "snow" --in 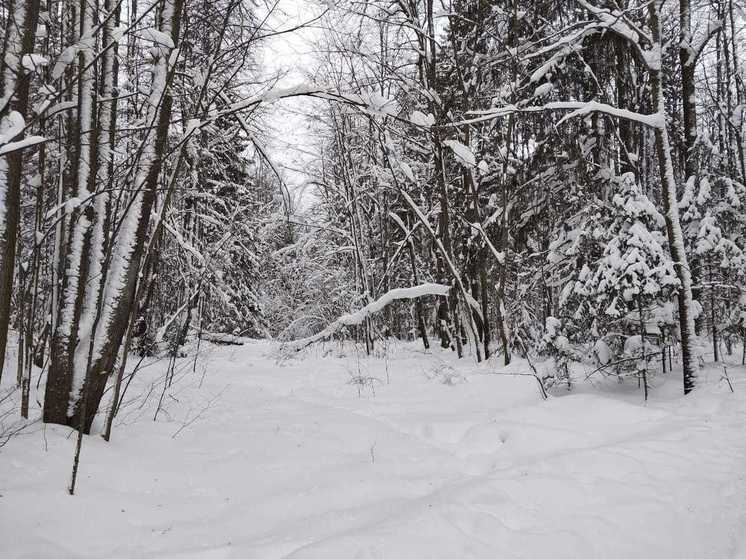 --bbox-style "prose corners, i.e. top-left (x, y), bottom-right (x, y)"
top-left (360, 91), bottom-right (398, 117)
top-left (0, 111), bottom-right (26, 145)
top-left (533, 82), bottom-right (553, 98)
top-left (554, 101), bottom-right (664, 129)
top-left (410, 110), bottom-right (435, 127)
top-left (461, 101), bottom-right (663, 129)
top-left (138, 27), bottom-right (176, 49)
top-left (399, 161), bottom-right (415, 182)
top-left (2, 339), bottom-right (746, 558)
top-left (184, 118), bottom-right (201, 136)
top-left (59, 3), bottom-right (98, 414)
top-left (288, 283), bottom-right (450, 349)
top-left (592, 338), bottom-right (611, 365)
top-left (52, 42), bottom-right (84, 80)
top-left (695, 212), bottom-right (721, 254)
top-left (112, 25), bottom-right (128, 42)
top-left (92, 0), bottom-right (178, 366)
top-left (545, 316), bottom-right (561, 338)
top-left (20, 53), bottom-right (48, 72)
top-left (223, 84), bottom-right (328, 115)
top-left (443, 139), bottom-right (476, 167)
top-left (0, 134), bottom-right (45, 156)
top-left (641, 49), bottom-right (661, 72)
